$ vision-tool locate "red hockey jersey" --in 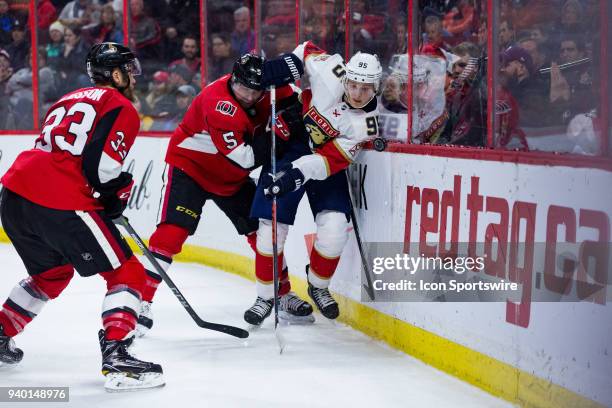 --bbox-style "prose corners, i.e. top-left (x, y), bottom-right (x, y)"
top-left (165, 75), bottom-right (292, 196)
top-left (2, 87), bottom-right (140, 210)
